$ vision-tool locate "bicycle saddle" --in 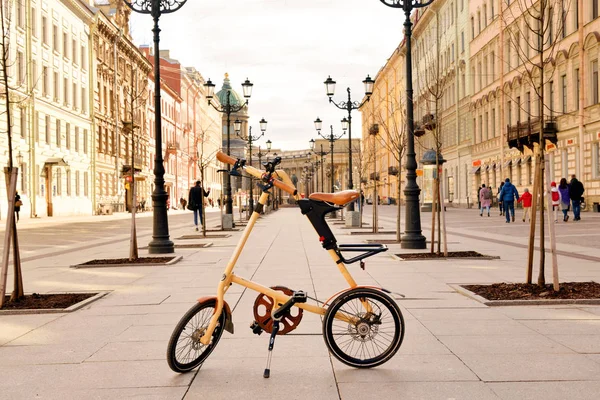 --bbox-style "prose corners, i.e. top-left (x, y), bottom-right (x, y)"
top-left (309, 190), bottom-right (360, 206)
